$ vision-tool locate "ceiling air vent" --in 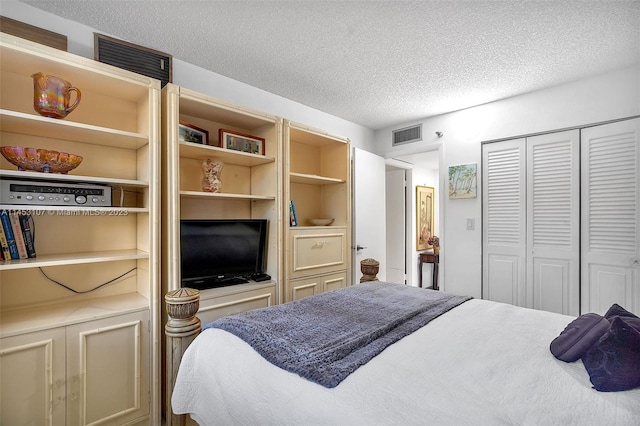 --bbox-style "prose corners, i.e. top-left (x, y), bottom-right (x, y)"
top-left (392, 124), bottom-right (422, 146)
top-left (94, 33), bottom-right (172, 87)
